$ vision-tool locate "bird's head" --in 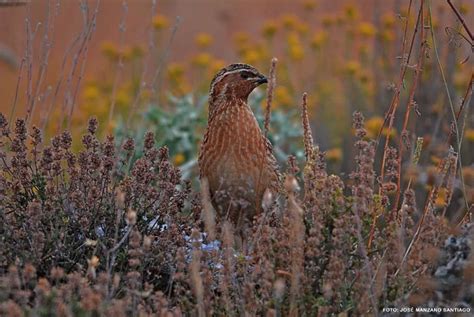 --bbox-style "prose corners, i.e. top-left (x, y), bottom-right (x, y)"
top-left (209, 63), bottom-right (267, 106)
